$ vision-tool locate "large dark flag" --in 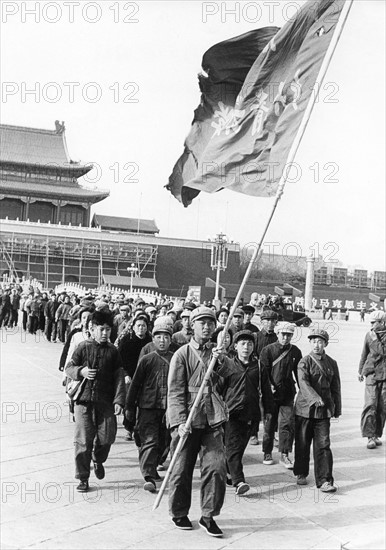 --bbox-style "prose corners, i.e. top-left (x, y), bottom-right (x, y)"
top-left (168, 0), bottom-right (345, 206)
top-left (166, 26), bottom-right (279, 206)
